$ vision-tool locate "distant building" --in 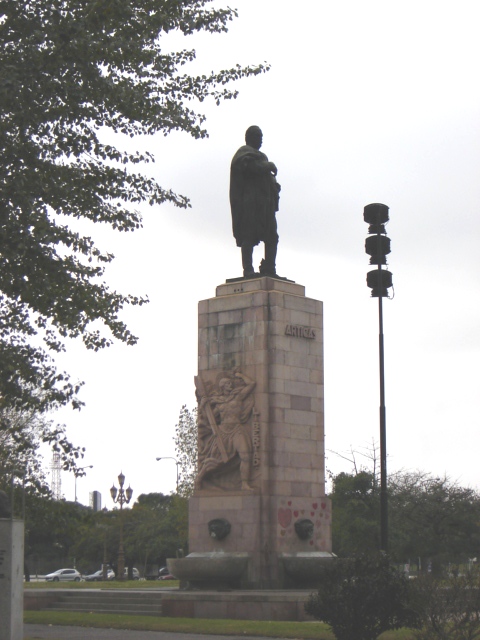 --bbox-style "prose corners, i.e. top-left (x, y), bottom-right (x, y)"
top-left (89, 491), bottom-right (102, 512)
